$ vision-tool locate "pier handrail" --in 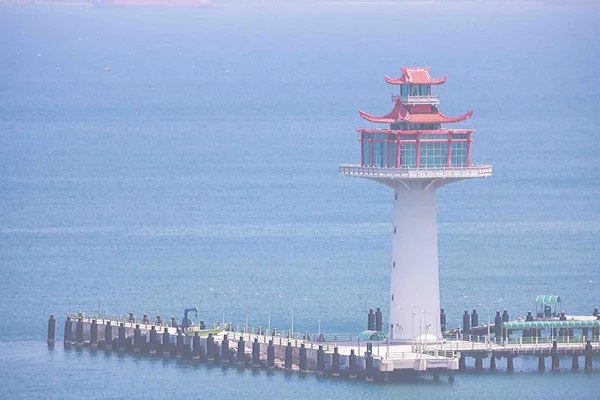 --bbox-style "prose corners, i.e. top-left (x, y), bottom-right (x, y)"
top-left (339, 164), bottom-right (493, 179)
